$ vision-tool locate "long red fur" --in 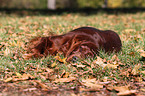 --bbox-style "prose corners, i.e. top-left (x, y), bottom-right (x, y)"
top-left (27, 27), bottom-right (122, 61)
